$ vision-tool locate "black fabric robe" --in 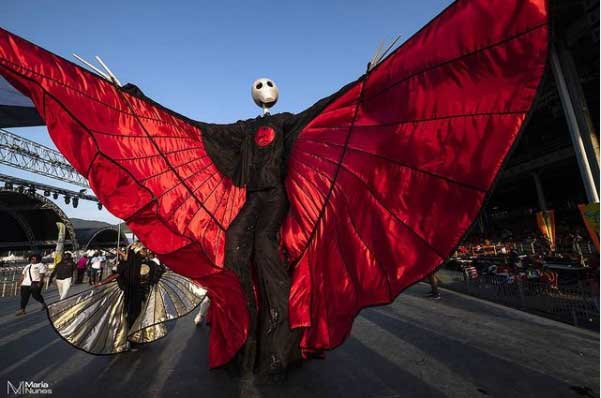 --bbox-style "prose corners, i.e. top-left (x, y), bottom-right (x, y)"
top-left (120, 83), bottom-right (348, 379)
